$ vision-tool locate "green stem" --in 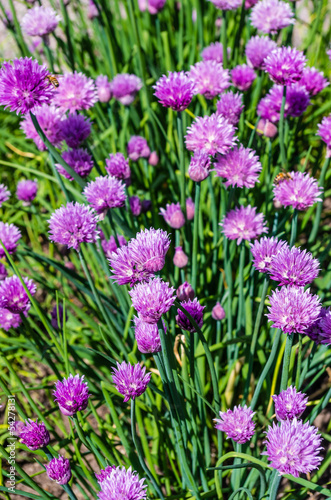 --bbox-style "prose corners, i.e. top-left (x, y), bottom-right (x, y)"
top-left (280, 333), bottom-right (294, 391)
top-left (191, 182), bottom-right (200, 291)
top-left (177, 112), bottom-right (186, 216)
top-left (62, 485), bottom-right (79, 500)
top-left (269, 471), bottom-right (281, 500)
top-left (7, 0), bottom-right (30, 56)
top-left (221, 11), bottom-right (228, 69)
top-left (289, 209), bottom-right (298, 247)
top-left (279, 85), bottom-right (287, 169)
top-left (208, 176), bottom-right (218, 278)
top-left (236, 243), bottom-right (245, 336)
top-left (295, 335), bottom-right (302, 389)
top-left (308, 157), bottom-right (330, 243)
